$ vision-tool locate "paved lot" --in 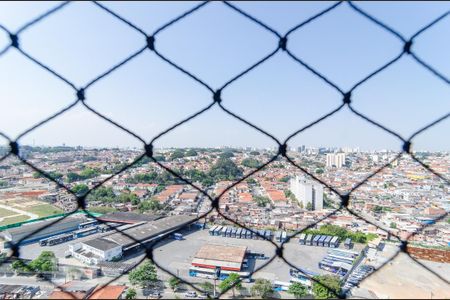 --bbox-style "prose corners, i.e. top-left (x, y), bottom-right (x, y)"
top-left (152, 228), bottom-right (363, 283)
top-left (359, 249), bottom-right (450, 299)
